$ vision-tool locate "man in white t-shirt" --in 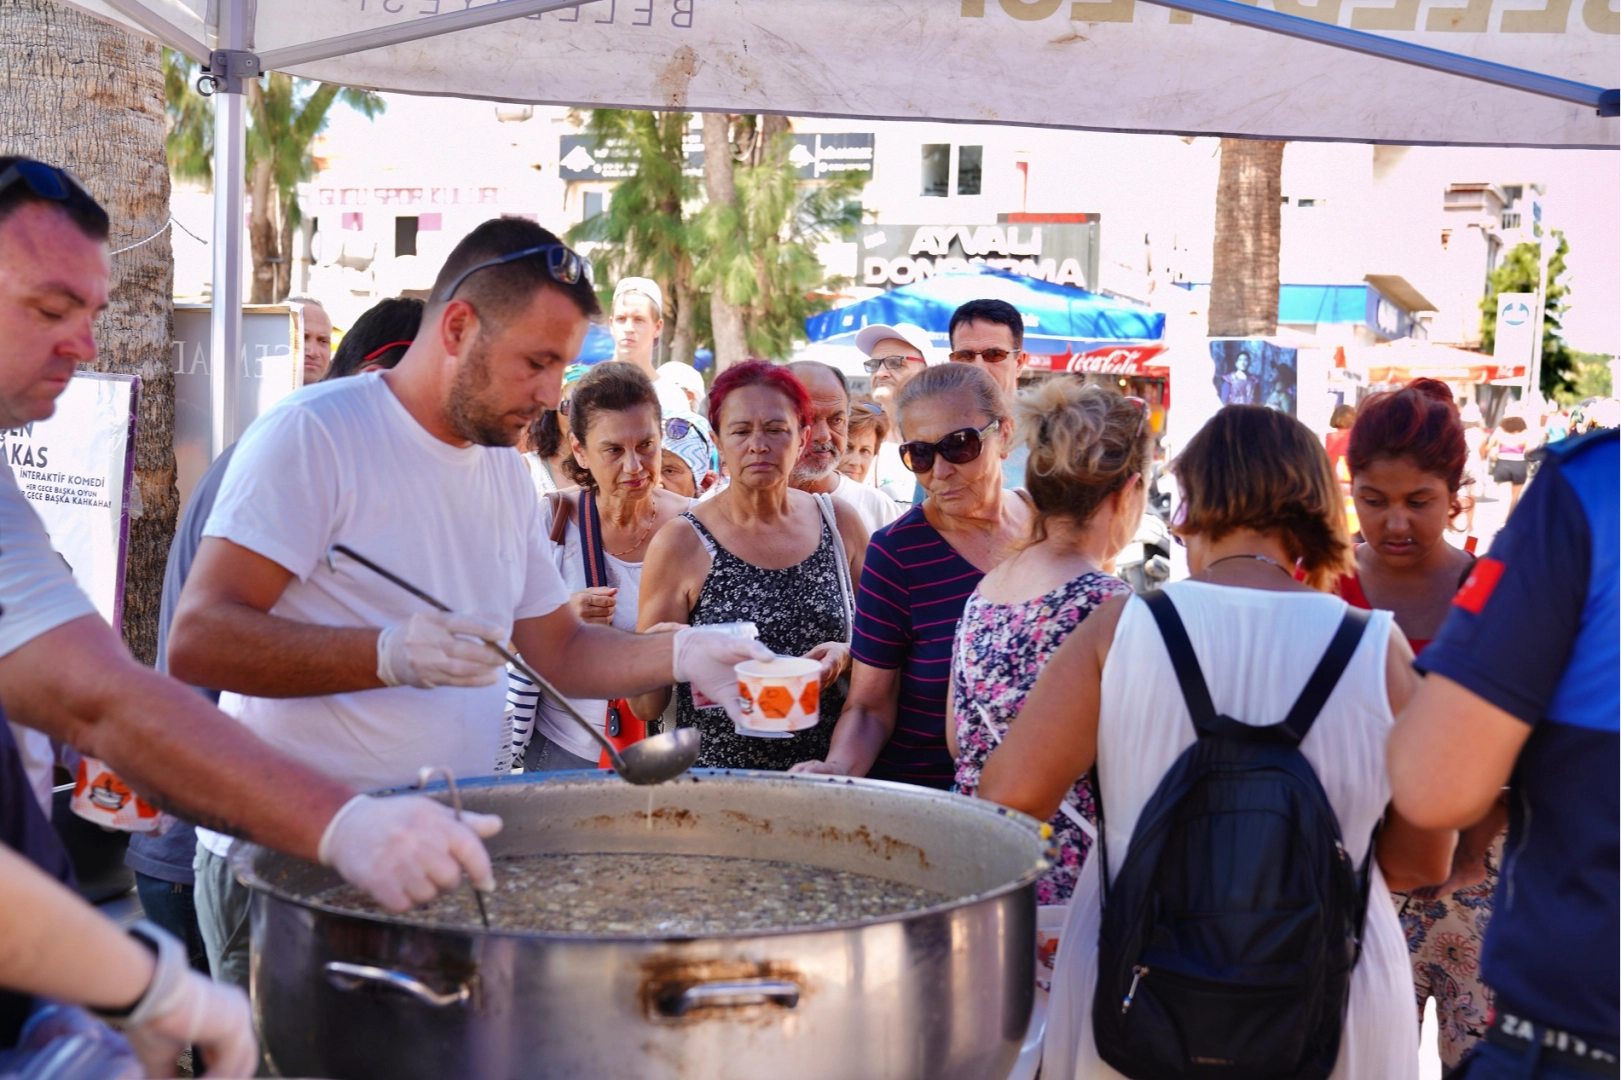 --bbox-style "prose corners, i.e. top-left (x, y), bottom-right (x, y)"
top-left (0, 158), bottom-right (489, 1055)
top-left (854, 323), bottom-right (938, 507)
top-left (610, 276), bottom-right (662, 379)
top-left (786, 360), bottom-right (900, 537)
top-left (169, 218), bottom-right (768, 986)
